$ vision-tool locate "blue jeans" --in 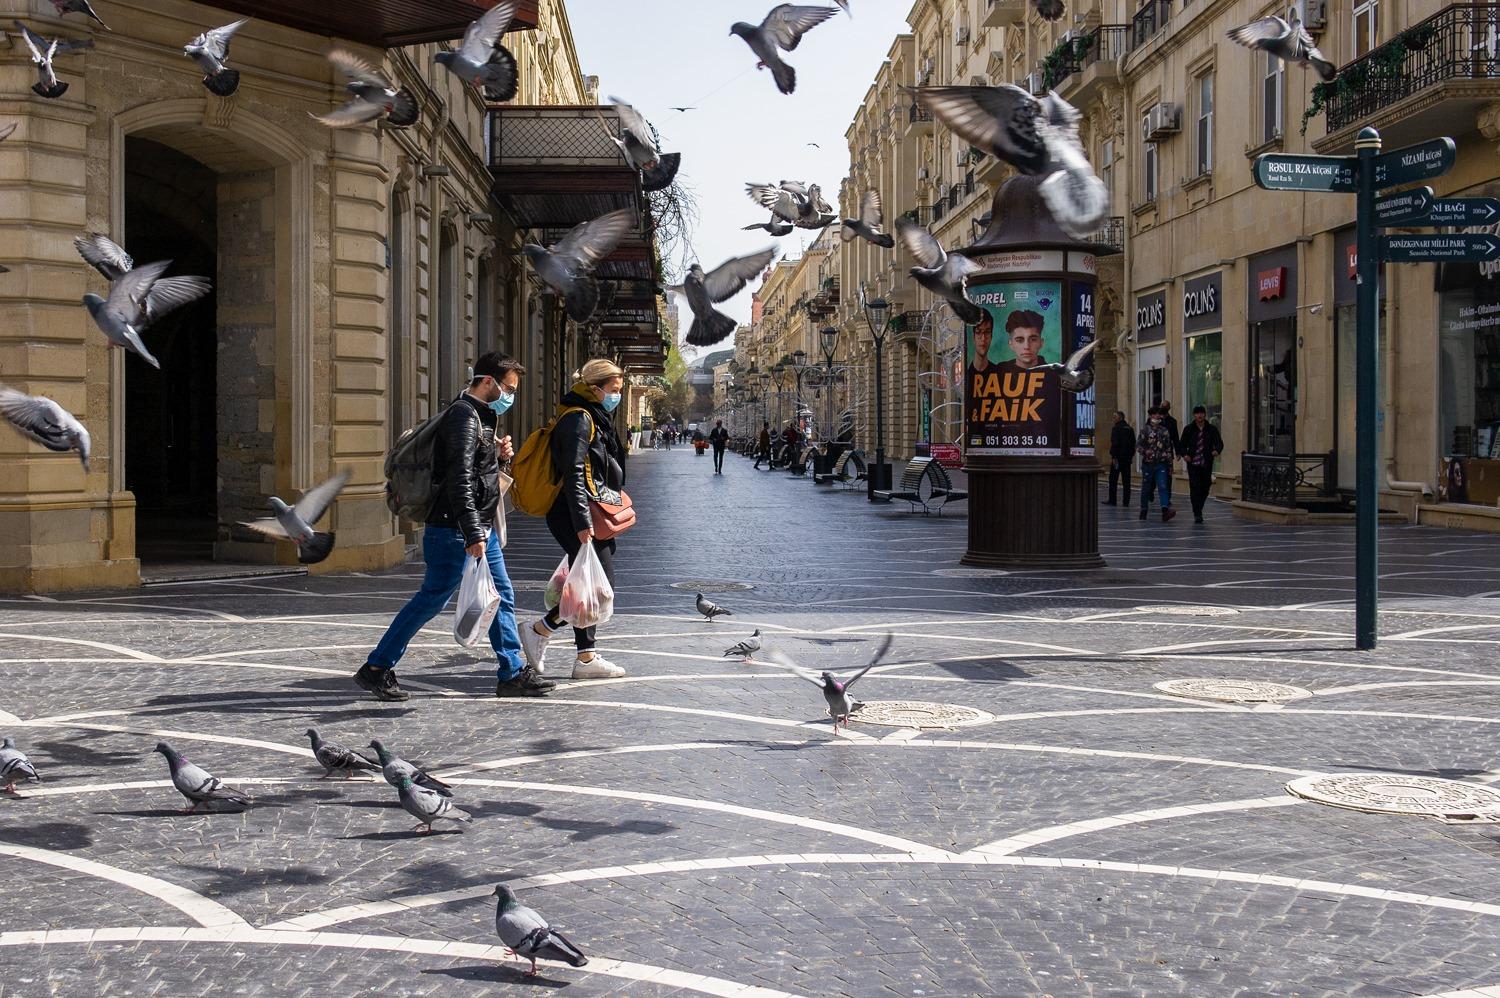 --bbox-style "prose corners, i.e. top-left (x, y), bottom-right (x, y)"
top-left (1140, 461), bottom-right (1172, 511)
top-left (367, 526), bottom-right (523, 680)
